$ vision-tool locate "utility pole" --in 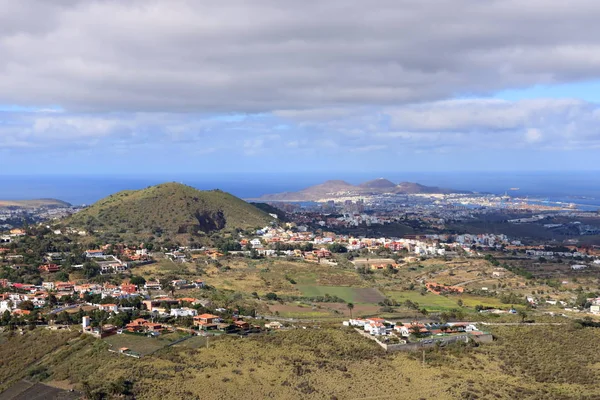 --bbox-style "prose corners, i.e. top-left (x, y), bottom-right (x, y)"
top-left (422, 349), bottom-right (425, 367)
top-left (206, 334), bottom-right (209, 349)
